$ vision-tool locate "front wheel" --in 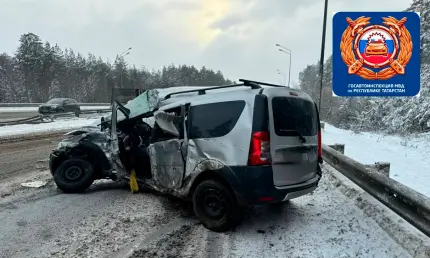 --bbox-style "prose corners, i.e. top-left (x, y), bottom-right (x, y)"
top-left (192, 180), bottom-right (241, 232)
top-left (74, 110), bottom-right (80, 117)
top-left (53, 158), bottom-right (95, 193)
